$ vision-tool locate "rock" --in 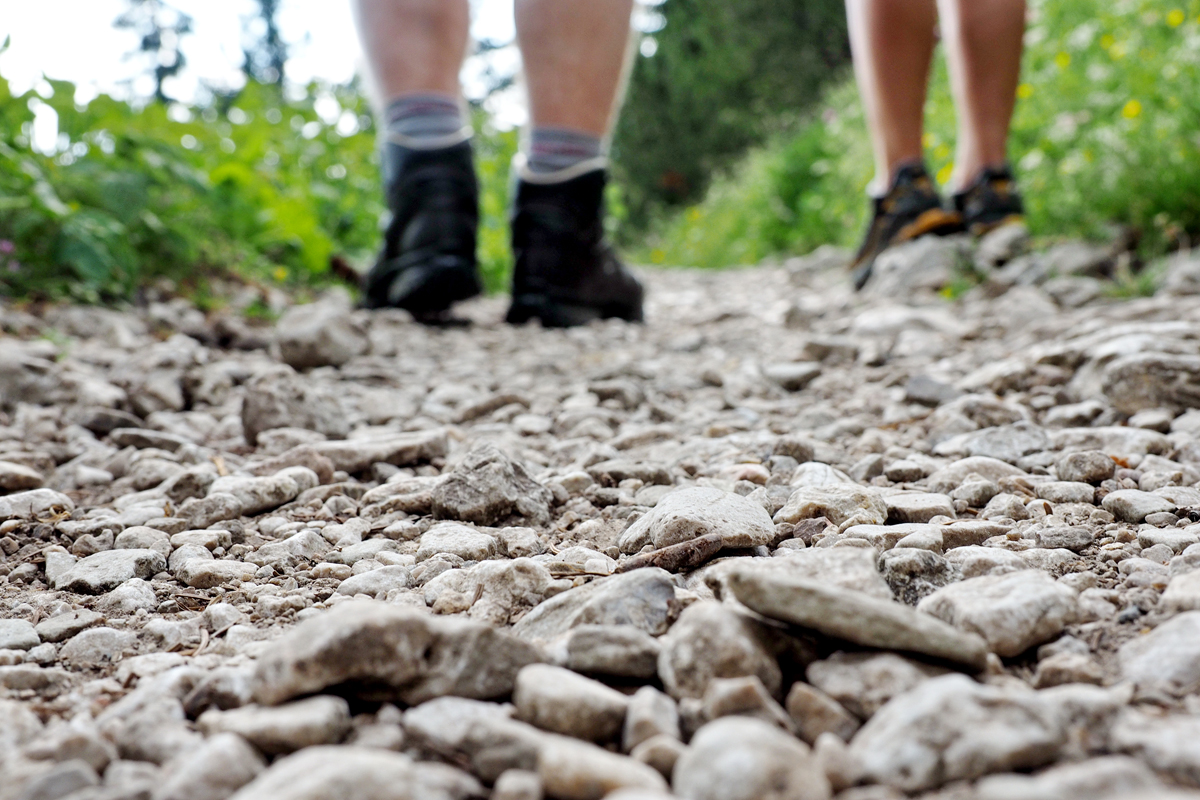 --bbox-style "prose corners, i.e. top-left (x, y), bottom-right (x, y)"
top-left (925, 457), bottom-right (1028, 494)
top-left (512, 569), bottom-right (677, 642)
top-left (951, 421), bottom-right (1052, 464)
top-left (58, 627), bottom-right (137, 666)
top-left (98, 578), bottom-right (159, 614)
top-left (849, 674), bottom-right (1064, 792)
top-left (154, 732), bottom-right (266, 800)
top-left (657, 600), bottom-right (783, 700)
top-left (1118, 611), bottom-right (1200, 696)
top-left (784, 681), bottom-right (860, 743)
top-left (1102, 353), bottom-right (1200, 414)
top-left (1033, 525), bottom-right (1095, 552)
top-left (0, 459), bottom-right (44, 491)
top-left (180, 492), bottom-right (243, 529)
top-left (918, 570), bottom-right (1078, 657)
top-left (774, 485), bottom-right (888, 531)
top-left (763, 362), bottom-right (822, 391)
top-left (403, 697), bottom-right (545, 781)
top-left (725, 568), bottom-right (989, 671)
top-left (227, 745), bottom-right (483, 800)
top-left (616, 533), bottom-right (725, 574)
top-left (492, 770), bottom-right (544, 800)
top-left (623, 686), bottom-right (680, 752)
top-left (274, 298), bottom-right (368, 370)
top-left (973, 755), bottom-right (1166, 800)
top-left (562, 625), bottom-right (660, 679)
top-left (53, 549), bottom-right (167, 594)
top-left (115, 526), bottom-right (173, 558)
top-left (885, 492), bottom-right (955, 523)
top-left (209, 467), bottom-right (319, 515)
top-left (335, 565), bottom-right (413, 597)
top-left (241, 368), bottom-right (350, 446)
top-left (1102, 489), bottom-right (1176, 523)
top-left (1109, 708), bottom-right (1200, 788)
top-left (176, 559), bottom-right (258, 589)
top-left (13, 759), bottom-right (100, 800)
top-left (432, 443), bottom-right (553, 527)
top-left (417, 522), bottom-right (497, 562)
top-left (673, 716), bottom-right (831, 800)
top-left (806, 652), bottom-right (949, 719)
top-left (718, 547), bottom-right (893, 599)
top-left (0, 619), bottom-right (39, 651)
top-left (514, 664), bottom-right (629, 743)
top-left (629, 736), bottom-right (687, 781)
top-left (618, 487), bottom-right (774, 554)
top-left (34, 609), bottom-right (103, 644)
top-left (701, 675), bottom-right (794, 732)
top-left (537, 734), bottom-right (669, 800)
top-left (1033, 652), bottom-right (1104, 688)
top-left (312, 430), bottom-right (448, 474)
top-left (1056, 450), bottom-right (1116, 484)
top-left (0, 488), bottom-right (74, 521)
top-left (877, 548), bottom-right (957, 605)
top-left (199, 696), bottom-right (352, 755)
top-left (252, 600), bottom-right (543, 706)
